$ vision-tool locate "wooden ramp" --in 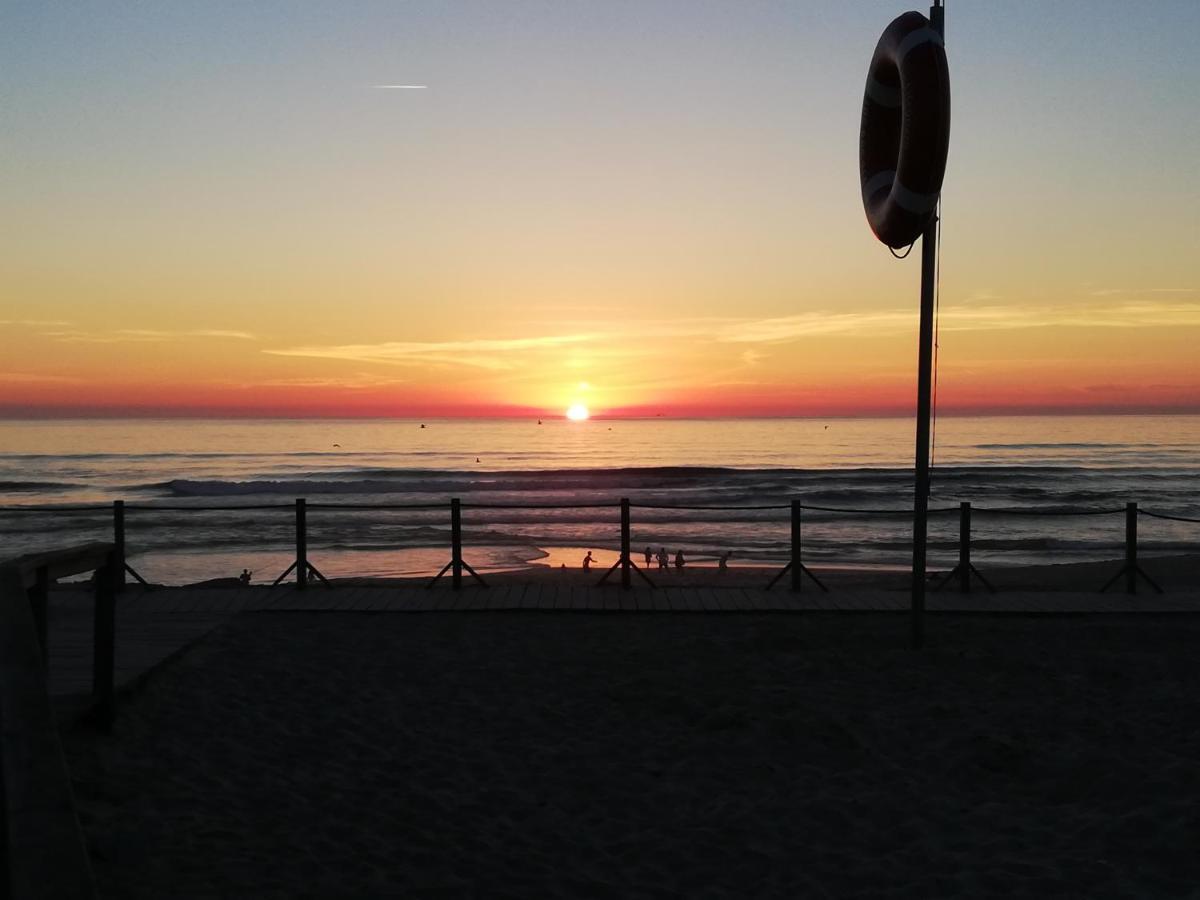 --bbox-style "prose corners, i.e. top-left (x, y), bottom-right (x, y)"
top-left (44, 581), bottom-right (1200, 710)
